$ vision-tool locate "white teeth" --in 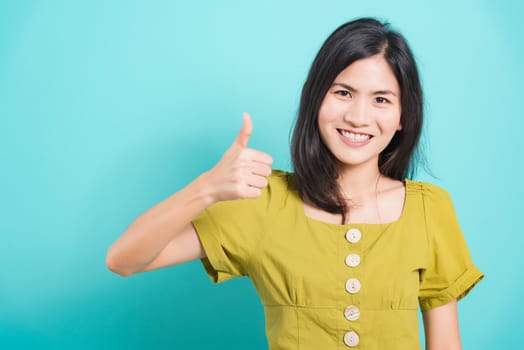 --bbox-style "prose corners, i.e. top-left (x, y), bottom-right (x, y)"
top-left (340, 130), bottom-right (371, 141)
